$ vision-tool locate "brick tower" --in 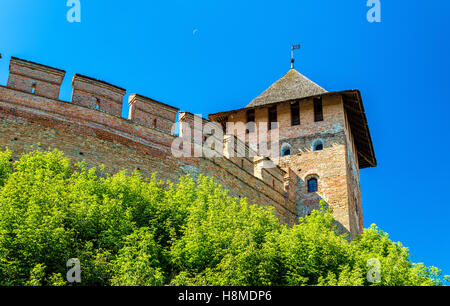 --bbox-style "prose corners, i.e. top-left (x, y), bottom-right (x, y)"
top-left (209, 68), bottom-right (376, 238)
